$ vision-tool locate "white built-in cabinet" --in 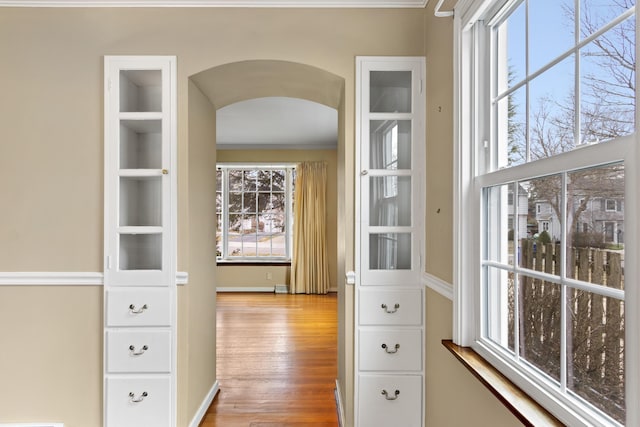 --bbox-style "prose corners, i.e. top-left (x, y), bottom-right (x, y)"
top-left (355, 57), bottom-right (425, 427)
top-left (104, 56), bottom-right (177, 427)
